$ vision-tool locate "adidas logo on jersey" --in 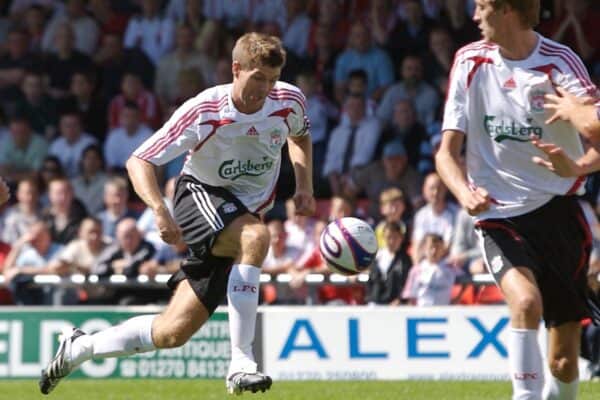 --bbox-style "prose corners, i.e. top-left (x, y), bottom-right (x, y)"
top-left (246, 126), bottom-right (259, 136)
top-left (502, 77), bottom-right (516, 90)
